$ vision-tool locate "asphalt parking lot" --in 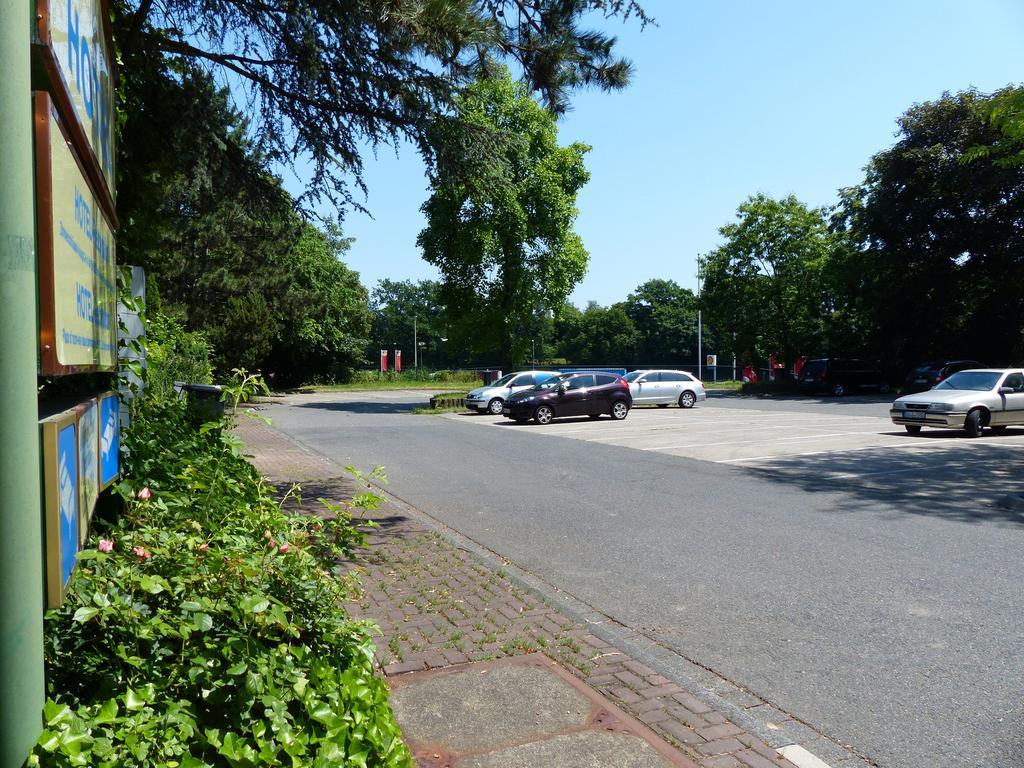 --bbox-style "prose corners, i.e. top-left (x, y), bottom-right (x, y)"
top-left (265, 389), bottom-right (1024, 767)
top-left (449, 393), bottom-right (1024, 511)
